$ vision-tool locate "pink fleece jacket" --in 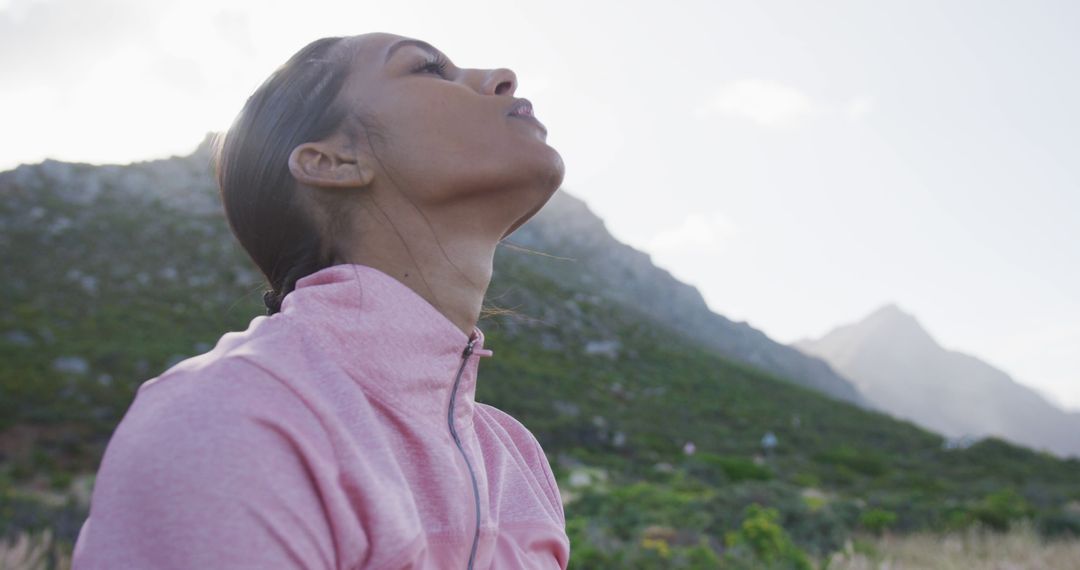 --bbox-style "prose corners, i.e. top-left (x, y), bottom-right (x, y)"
top-left (71, 263), bottom-right (570, 569)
